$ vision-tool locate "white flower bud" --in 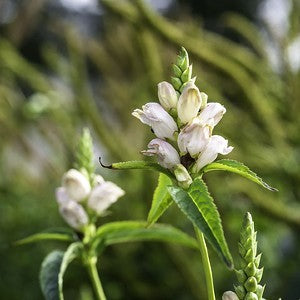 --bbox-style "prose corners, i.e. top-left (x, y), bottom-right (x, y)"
top-left (222, 291), bottom-right (239, 300)
top-left (177, 82), bottom-right (202, 124)
top-left (174, 164), bottom-right (192, 189)
top-left (178, 117), bottom-right (210, 158)
top-left (198, 102), bottom-right (226, 127)
top-left (200, 92), bottom-right (208, 109)
top-left (141, 138), bottom-right (180, 169)
top-left (88, 181), bottom-right (125, 215)
top-left (158, 81), bottom-right (178, 110)
top-left (56, 187), bottom-right (88, 230)
top-left (132, 103), bottom-right (177, 140)
top-left (194, 135), bottom-right (233, 172)
top-left (62, 169), bottom-right (91, 202)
